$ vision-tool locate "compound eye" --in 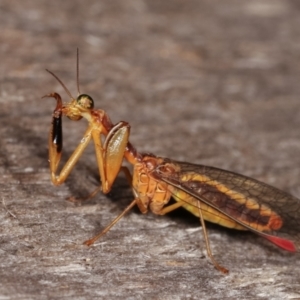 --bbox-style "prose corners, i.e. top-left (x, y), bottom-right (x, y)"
top-left (76, 94), bottom-right (94, 109)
